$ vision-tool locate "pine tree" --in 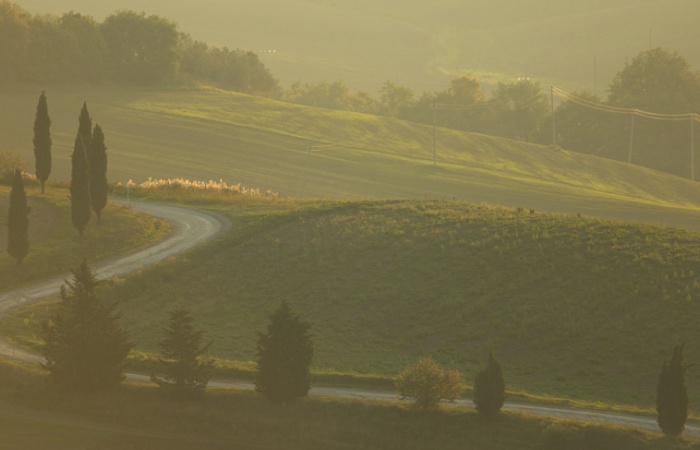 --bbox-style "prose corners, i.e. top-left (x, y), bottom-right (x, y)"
top-left (32, 90), bottom-right (51, 194)
top-left (40, 260), bottom-right (133, 392)
top-left (657, 343), bottom-right (690, 437)
top-left (70, 133), bottom-right (91, 236)
top-left (255, 301), bottom-right (314, 401)
top-left (150, 309), bottom-right (214, 398)
top-left (7, 168), bottom-right (30, 264)
top-left (473, 347), bottom-right (506, 416)
top-left (90, 124), bottom-right (108, 223)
